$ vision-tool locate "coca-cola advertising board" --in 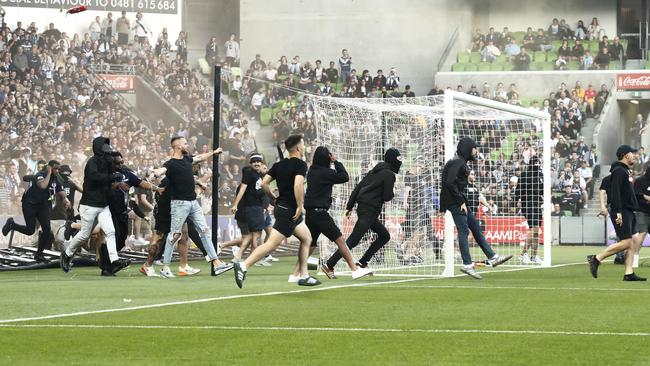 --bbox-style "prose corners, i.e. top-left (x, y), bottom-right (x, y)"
top-left (99, 75), bottom-right (134, 92)
top-left (617, 73), bottom-right (650, 90)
